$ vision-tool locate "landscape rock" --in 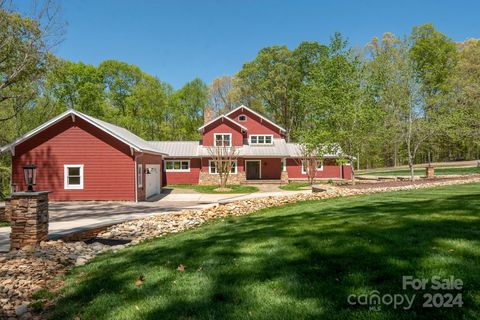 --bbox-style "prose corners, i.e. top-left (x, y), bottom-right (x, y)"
top-left (0, 175), bottom-right (479, 318)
